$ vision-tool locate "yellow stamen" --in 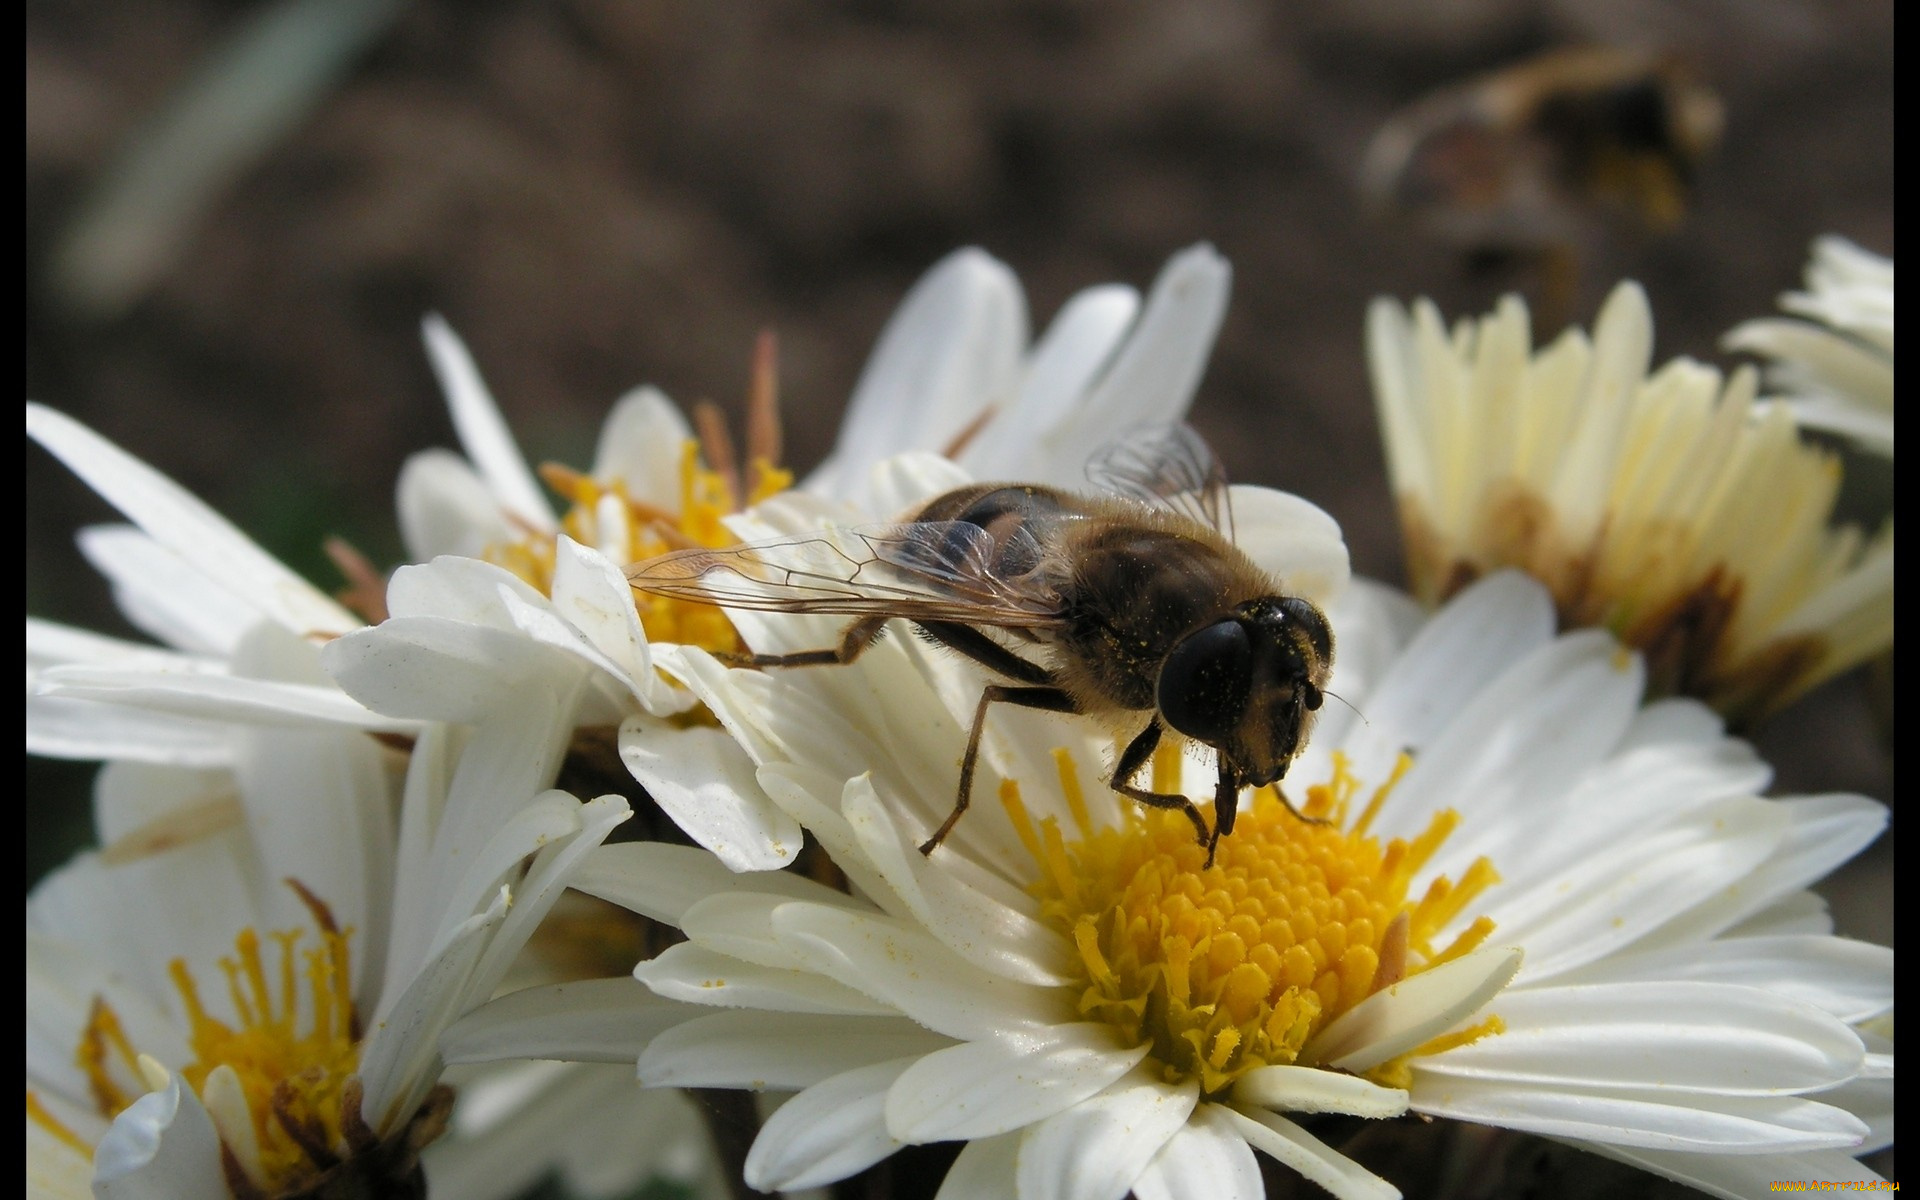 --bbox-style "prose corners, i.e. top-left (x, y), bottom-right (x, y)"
top-left (481, 355), bottom-right (795, 662)
top-left (25, 1091), bottom-right (92, 1158)
top-left (1025, 752), bottom-right (1503, 1097)
top-left (1052, 748), bottom-right (1095, 840)
top-left (77, 998), bottom-right (141, 1116)
top-left (71, 882), bottom-right (364, 1193)
top-left (1366, 1015), bottom-right (1508, 1091)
